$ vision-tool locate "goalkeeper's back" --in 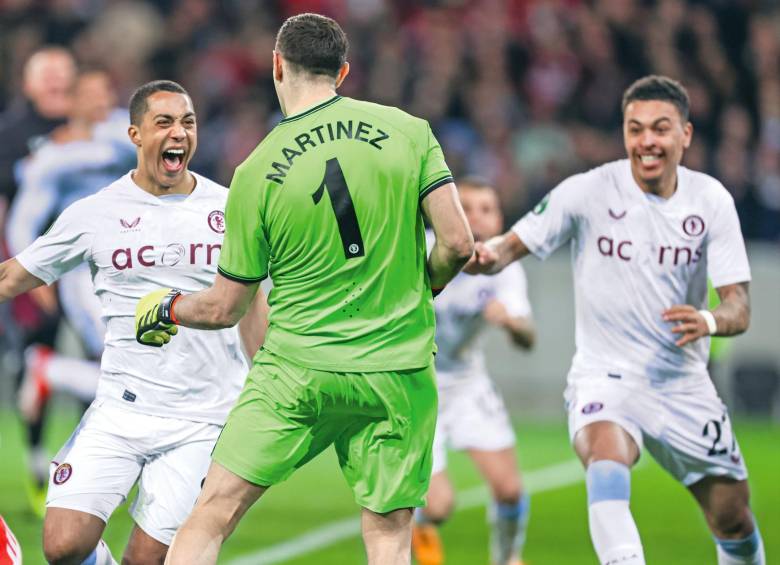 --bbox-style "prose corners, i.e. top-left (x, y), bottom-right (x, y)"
top-left (218, 95), bottom-right (454, 372)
